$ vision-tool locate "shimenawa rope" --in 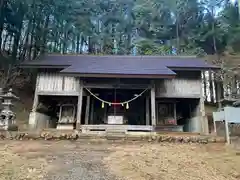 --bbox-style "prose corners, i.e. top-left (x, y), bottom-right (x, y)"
top-left (84, 87), bottom-right (149, 107)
